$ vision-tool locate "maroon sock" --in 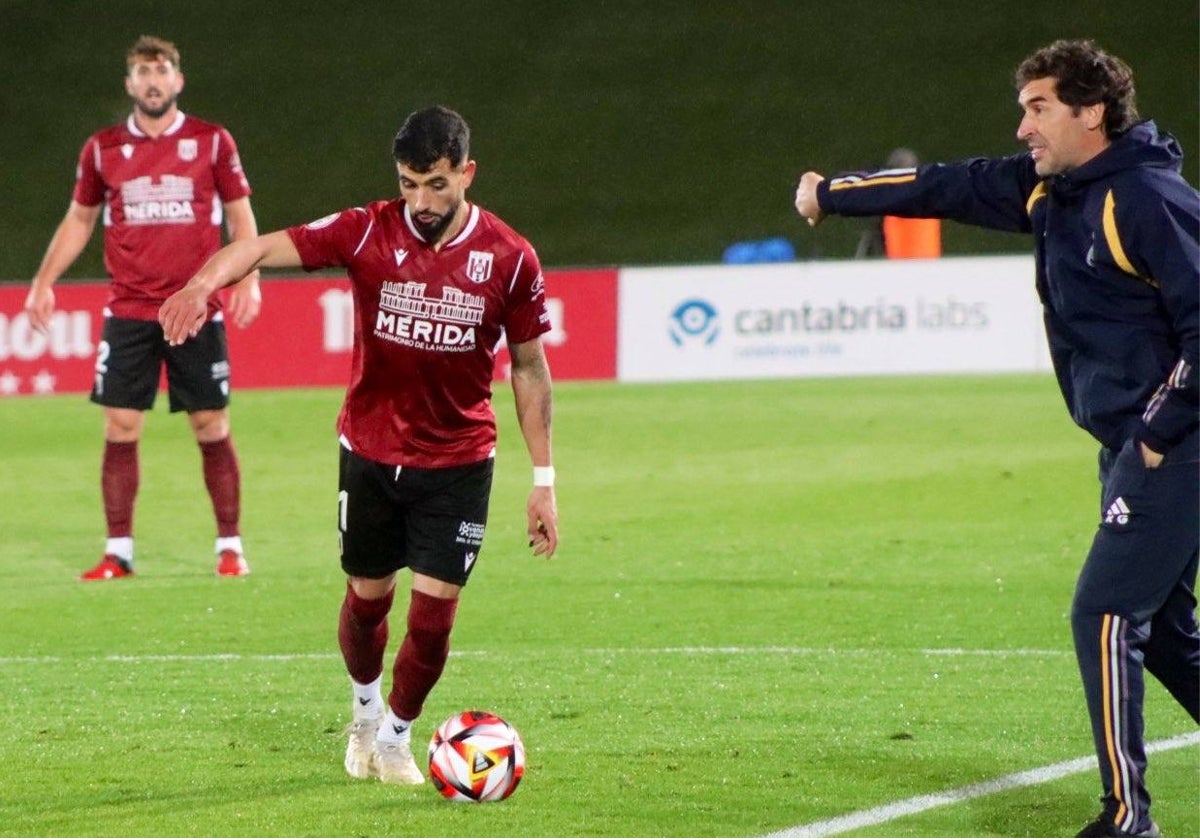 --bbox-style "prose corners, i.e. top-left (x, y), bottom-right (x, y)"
top-left (339, 584), bottom-right (394, 685)
top-left (102, 440), bottom-right (139, 538)
top-left (389, 590), bottom-right (459, 721)
top-left (199, 436), bottom-right (241, 538)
